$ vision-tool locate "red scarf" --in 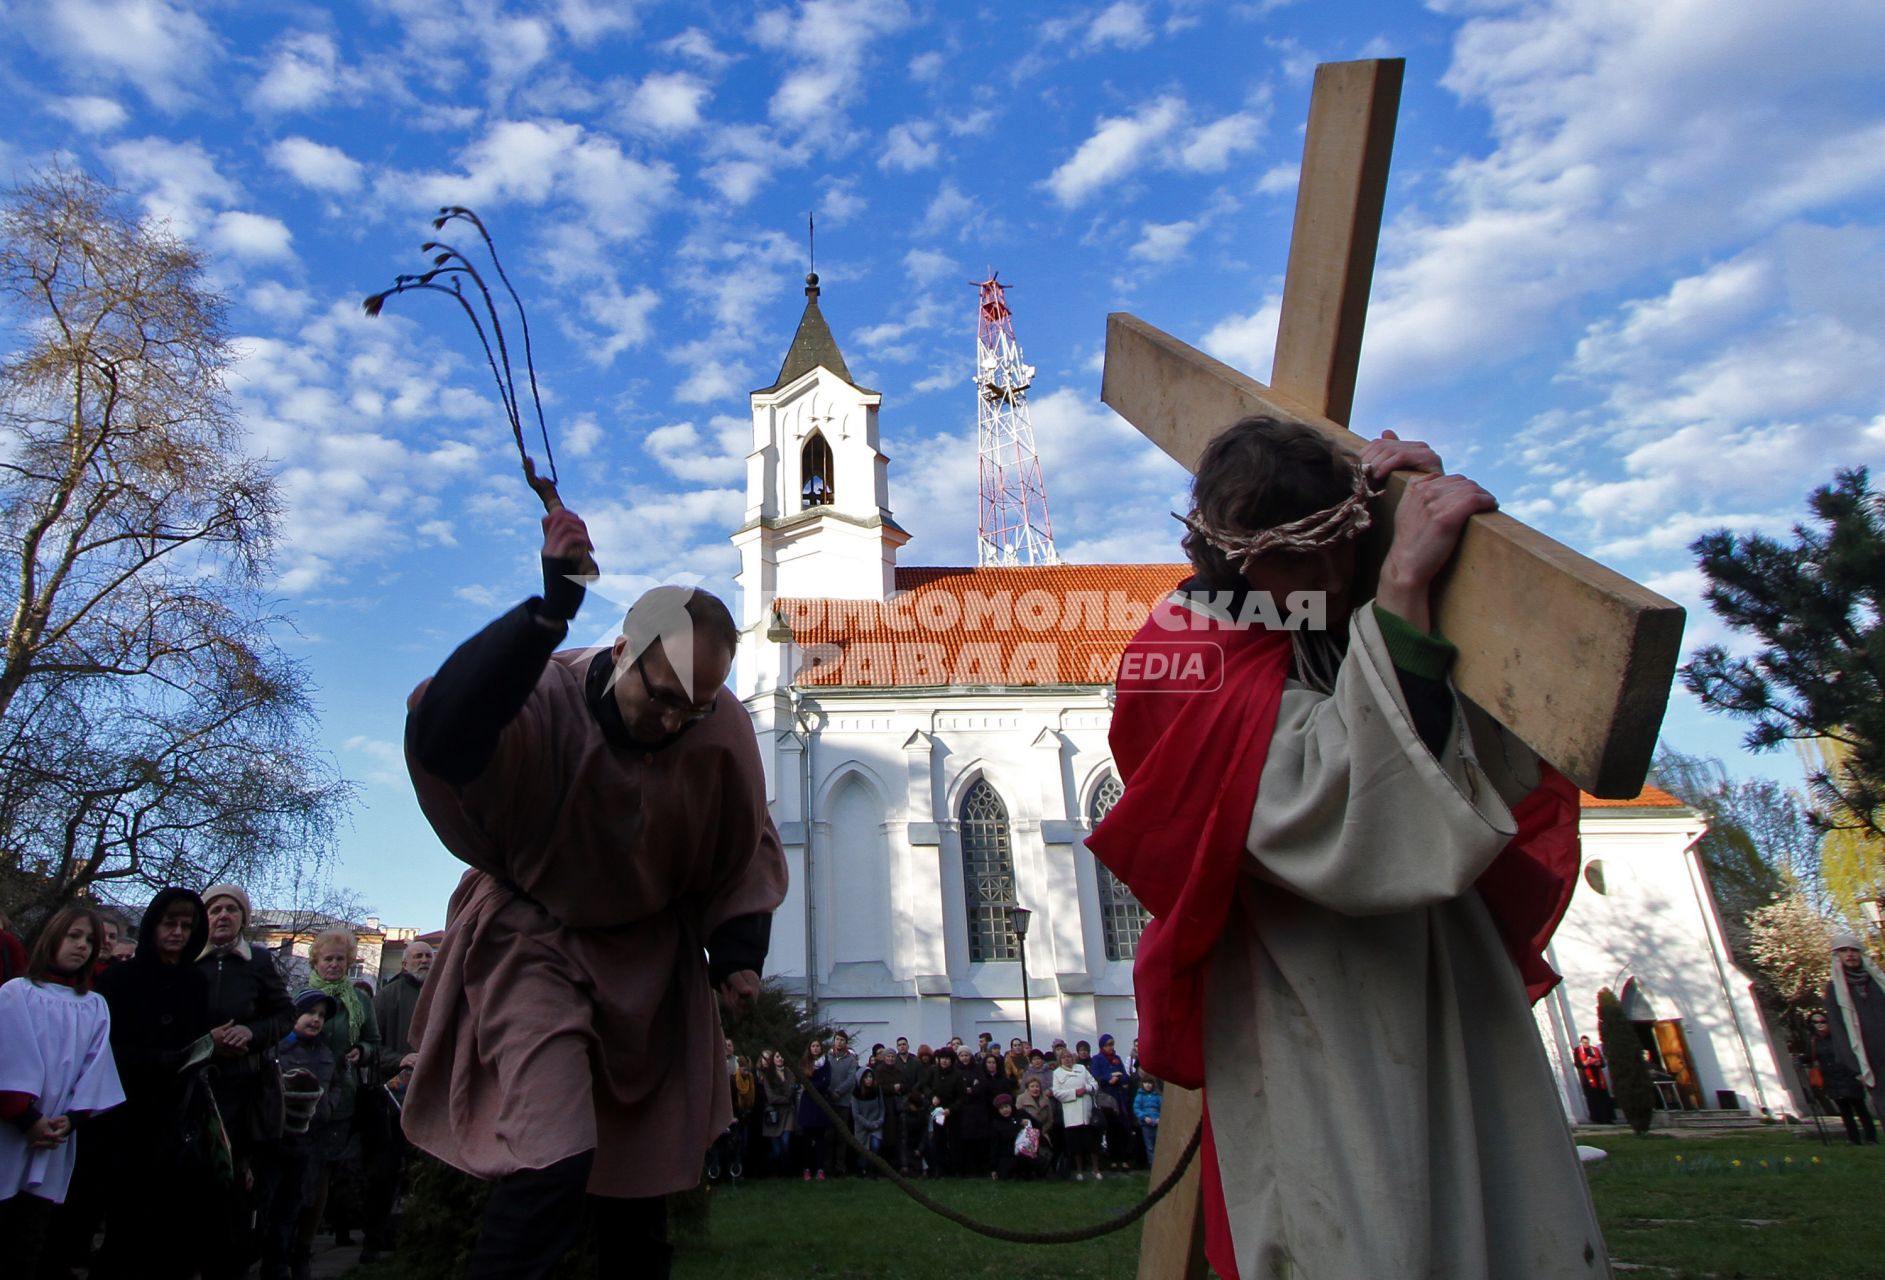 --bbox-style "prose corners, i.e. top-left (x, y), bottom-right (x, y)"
top-left (1088, 597), bottom-right (1581, 1280)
